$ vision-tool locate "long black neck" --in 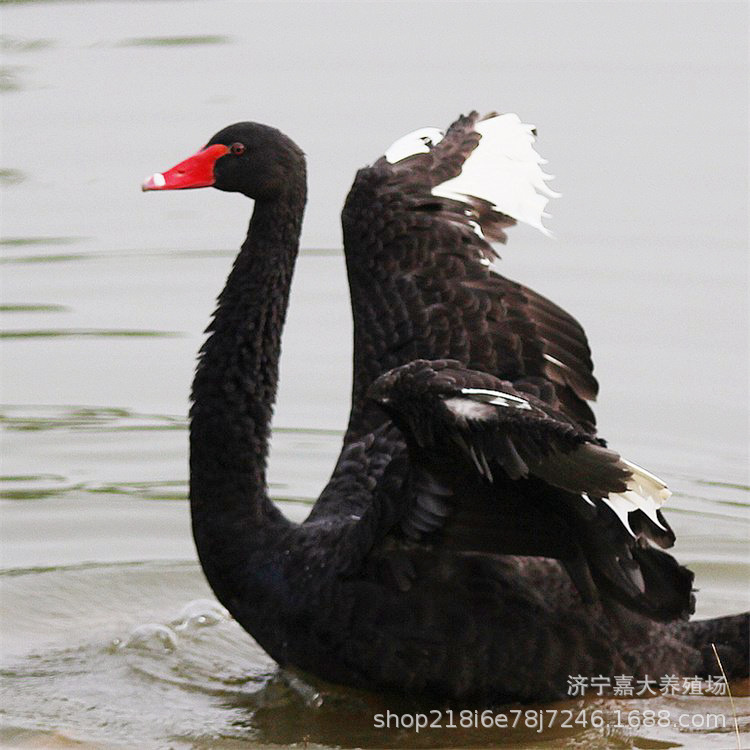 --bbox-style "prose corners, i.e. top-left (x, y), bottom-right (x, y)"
top-left (189, 180), bottom-right (306, 603)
